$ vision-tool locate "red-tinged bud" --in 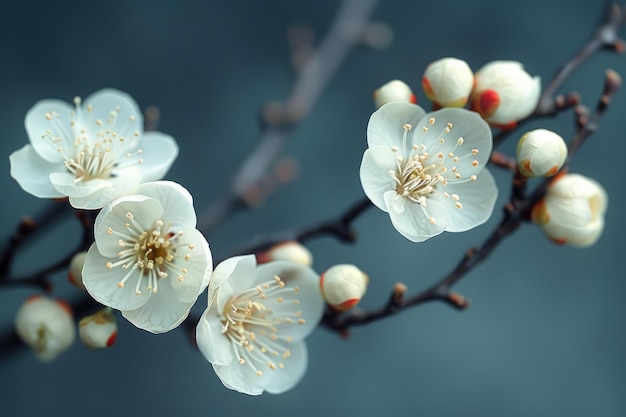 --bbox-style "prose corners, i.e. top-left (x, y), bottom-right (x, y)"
top-left (320, 264), bottom-right (368, 311)
top-left (79, 308), bottom-right (118, 349)
top-left (422, 57), bottom-right (473, 108)
top-left (470, 89), bottom-right (500, 118)
top-left (373, 80), bottom-right (416, 109)
top-left (68, 251), bottom-right (88, 291)
top-left (532, 173), bottom-right (608, 247)
top-left (14, 296), bottom-right (75, 362)
top-left (470, 61), bottom-right (541, 125)
top-left (516, 129), bottom-right (567, 178)
top-left (256, 241), bottom-right (313, 266)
